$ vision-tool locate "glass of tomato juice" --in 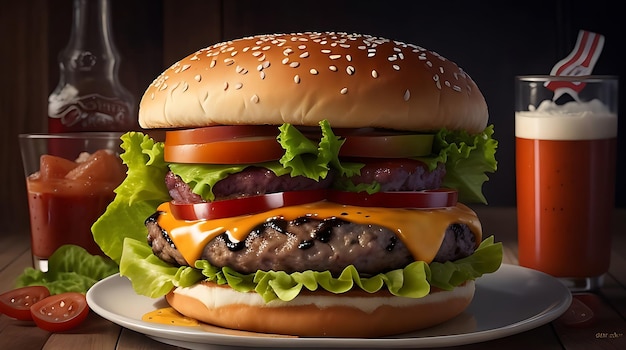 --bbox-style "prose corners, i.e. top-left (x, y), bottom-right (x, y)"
top-left (515, 75), bottom-right (618, 291)
top-left (19, 133), bottom-right (126, 272)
